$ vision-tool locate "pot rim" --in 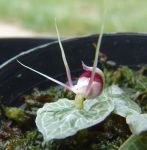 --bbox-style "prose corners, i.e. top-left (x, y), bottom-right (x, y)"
top-left (1, 32), bottom-right (147, 70)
